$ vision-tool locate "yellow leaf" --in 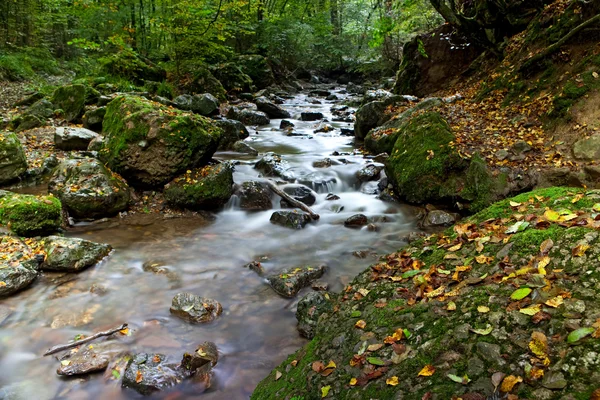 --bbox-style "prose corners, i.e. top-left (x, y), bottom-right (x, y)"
top-left (425, 285), bottom-right (445, 298)
top-left (475, 255), bottom-right (493, 264)
top-left (519, 304), bottom-right (541, 316)
top-left (321, 385), bottom-right (331, 398)
top-left (537, 256), bottom-right (550, 275)
top-left (544, 210), bottom-right (559, 221)
top-left (447, 301), bottom-right (457, 311)
top-left (349, 378), bottom-right (357, 386)
top-left (477, 306), bottom-right (490, 313)
top-left (572, 244), bottom-right (590, 257)
top-left (500, 375), bottom-right (523, 392)
top-left (325, 360), bottom-right (336, 369)
top-left (135, 370), bottom-right (143, 383)
top-left (545, 296), bottom-right (564, 308)
top-left (355, 320), bottom-right (366, 329)
top-left (510, 201), bottom-right (521, 207)
top-left (448, 243), bottom-right (462, 252)
top-left (529, 331), bottom-right (548, 358)
top-left (418, 365), bottom-right (436, 377)
top-left (367, 344), bottom-right (384, 352)
top-left (386, 376), bottom-right (399, 386)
